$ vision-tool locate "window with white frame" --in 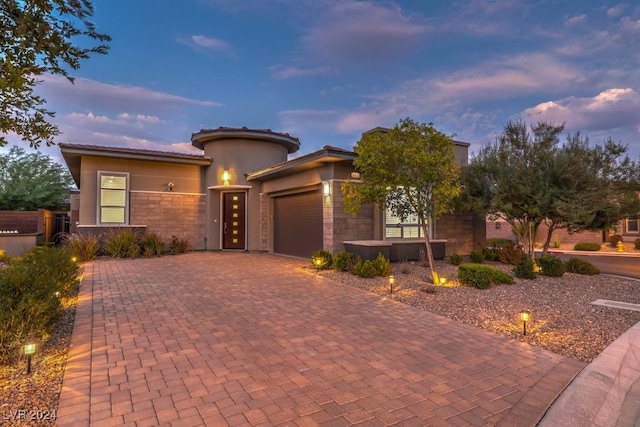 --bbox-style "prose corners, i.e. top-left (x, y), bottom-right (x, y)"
top-left (385, 208), bottom-right (431, 239)
top-left (98, 172), bottom-right (129, 224)
top-left (626, 215), bottom-right (639, 234)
